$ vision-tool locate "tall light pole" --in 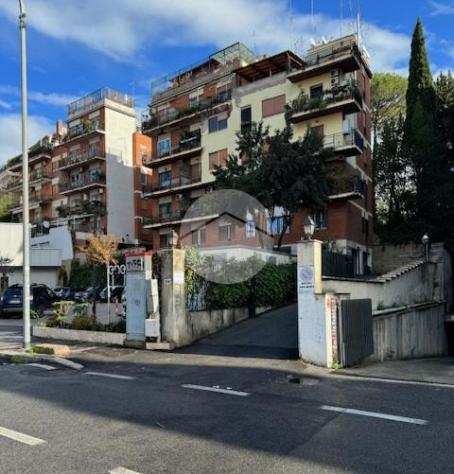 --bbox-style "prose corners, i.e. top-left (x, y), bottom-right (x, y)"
top-left (19, 0), bottom-right (31, 350)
